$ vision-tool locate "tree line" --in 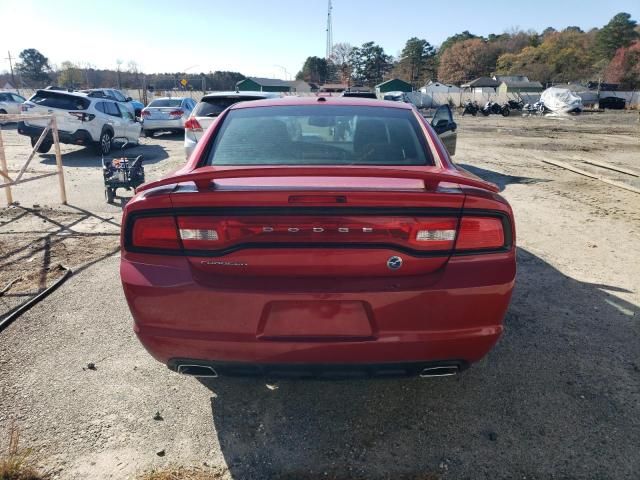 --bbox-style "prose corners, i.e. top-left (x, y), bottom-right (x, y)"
top-left (3, 12), bottom-right (638, 92)
top-left (1, 50), bottom-right (245, 91)
top-left (296, 12), bottom-right (639, 89)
